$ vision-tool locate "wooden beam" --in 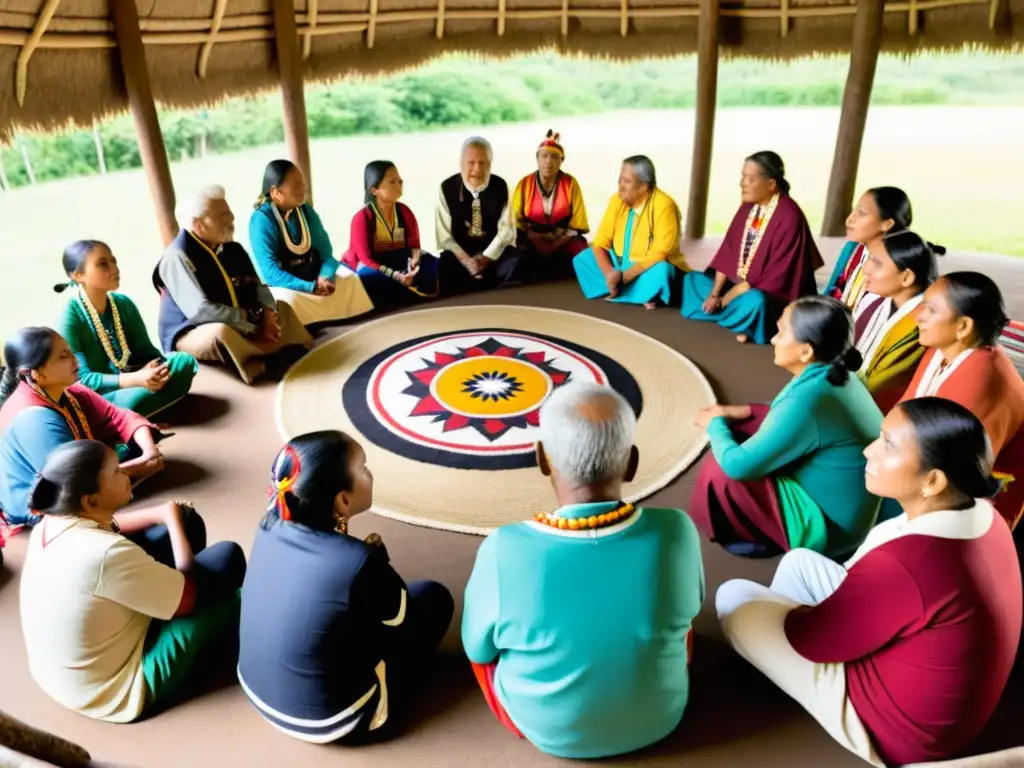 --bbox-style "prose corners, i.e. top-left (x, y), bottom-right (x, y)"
top-left (109, 0), bottom-right (177, 247)
top-left (820, 0), bottom-right (884, 236)
top-left (272, 0), bottom-right (312, 200)
top-left (685, 0), bottom-right (719, 240)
